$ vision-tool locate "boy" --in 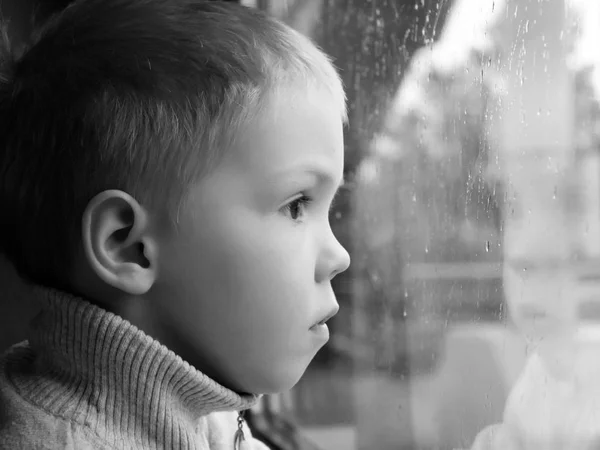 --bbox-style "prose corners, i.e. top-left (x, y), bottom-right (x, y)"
top-left (470, 248), bottom-right (600, 449)
top-left (0, 0), bottom-right (350, 448)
